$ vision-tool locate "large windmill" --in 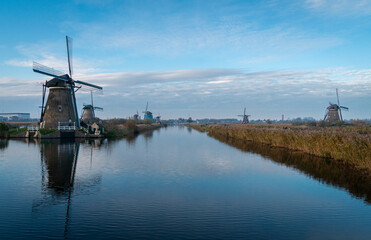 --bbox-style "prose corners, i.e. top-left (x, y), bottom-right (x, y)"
top-left (33, 36), bottom-right (103, 129)
top-left (324, 88), bottom-right (349, 122)
top-left (143, 102), bottom-right (153, 120)
top-left (238, 108), bottom-right (251, 124)
top-left (81, 91), bottom-right (103, 123)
